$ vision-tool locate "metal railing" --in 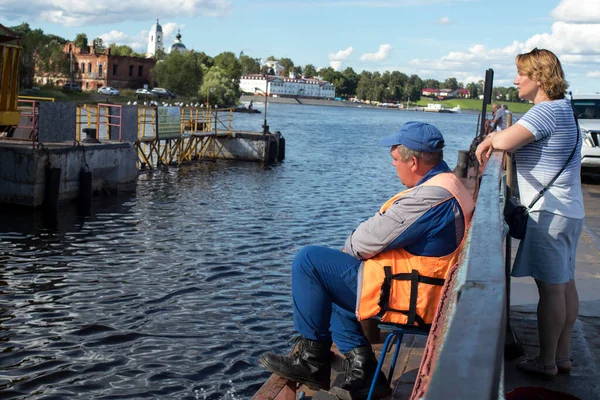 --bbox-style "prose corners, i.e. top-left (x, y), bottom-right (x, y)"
top-left (138, 106), bottom-right (157, 140)
top-left (18, 95), bottom-right (55, 103)
top-left (423, 151), bottom-right (507, 399)
top-left (76, 104), bottom-right (96, 142)
top-left (15, 99), bottom-right (39, 147)
top-left (97, 103), bottom-right (123, 141)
